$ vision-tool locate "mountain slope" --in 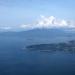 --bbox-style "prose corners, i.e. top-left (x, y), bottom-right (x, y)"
top-left (0, 28), bottom-right (75, 38)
